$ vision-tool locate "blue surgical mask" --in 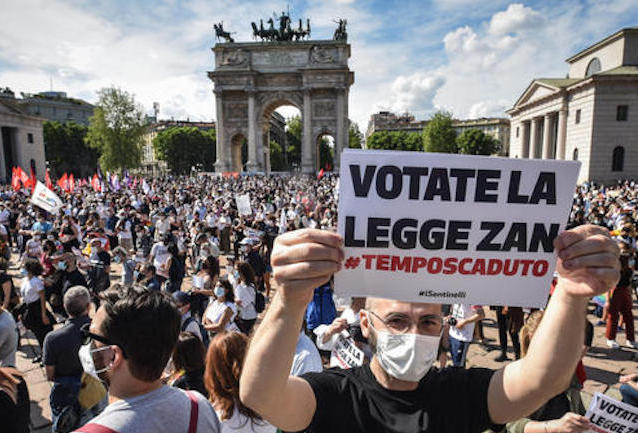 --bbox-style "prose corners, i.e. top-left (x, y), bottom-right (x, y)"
top-left (214, 286), bottom-right (225, 298)
top-left (20, 268), bottom-right (28, 277)
top-left (113, 255), bottom-right (121, 264)
top-left (56, 262), bottom-right (67, 271)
